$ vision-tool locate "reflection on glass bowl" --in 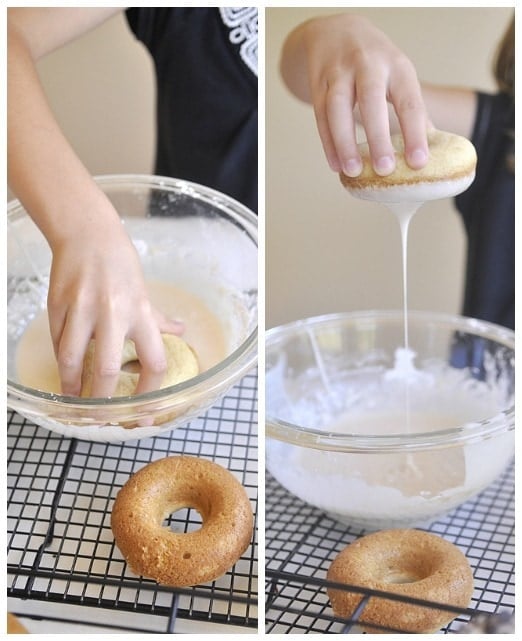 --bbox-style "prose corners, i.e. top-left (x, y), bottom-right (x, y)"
top-left (266, 311), bottom-right (514, 529)
top-left (7, 175), bottom-right (258, 442)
